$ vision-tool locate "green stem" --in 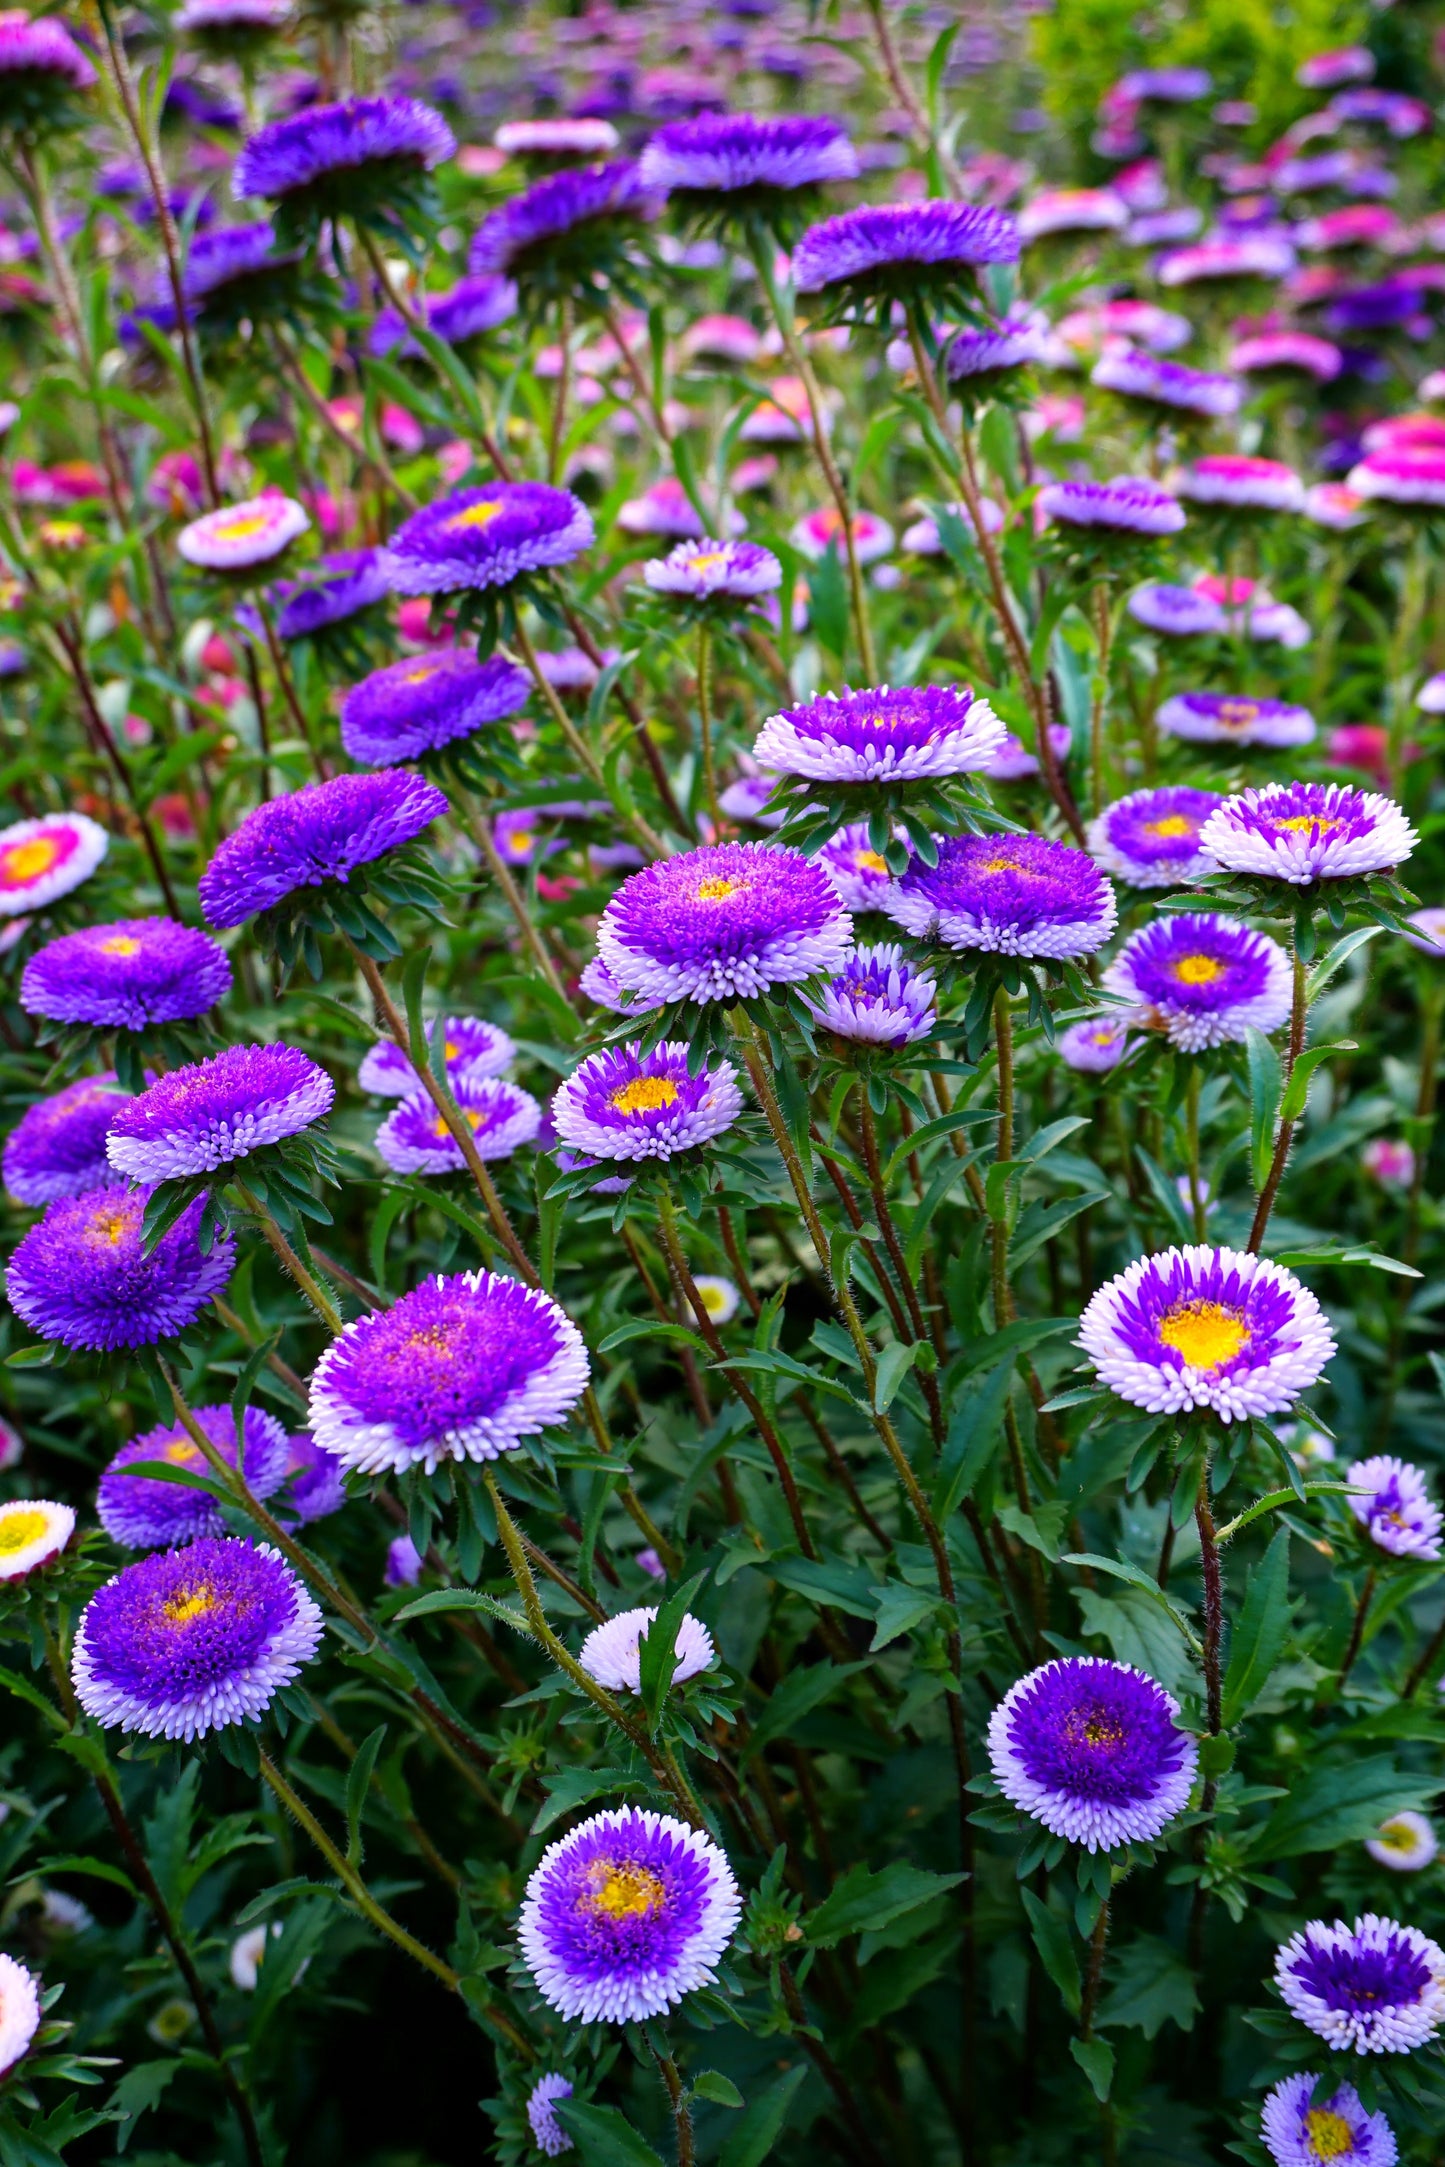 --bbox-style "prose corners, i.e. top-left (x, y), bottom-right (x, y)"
top-left (231, 1179), bottom-right (345, 1333)
top-left (547, 295), bottom-right (571, 486)
top-left (653, 2047), bottom-right (695, 2167)
top-left (255, 597), bottom-right (326, 780)
top-left (1185, 1064), bottom-right (1207, 1241)
top-left (510, 615), bottom-right (669, 861)
top-left (1335, 1568), bottom-right (1377, 1694)
top-left (1248, 941), bottom-right (1307, 1253)
top-left (1089, 583), bottom-right (1113, 819)
top-left (462, 784), bottom-right (579, 1013)
top-left (696, 621), bottom-right (722, 833)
